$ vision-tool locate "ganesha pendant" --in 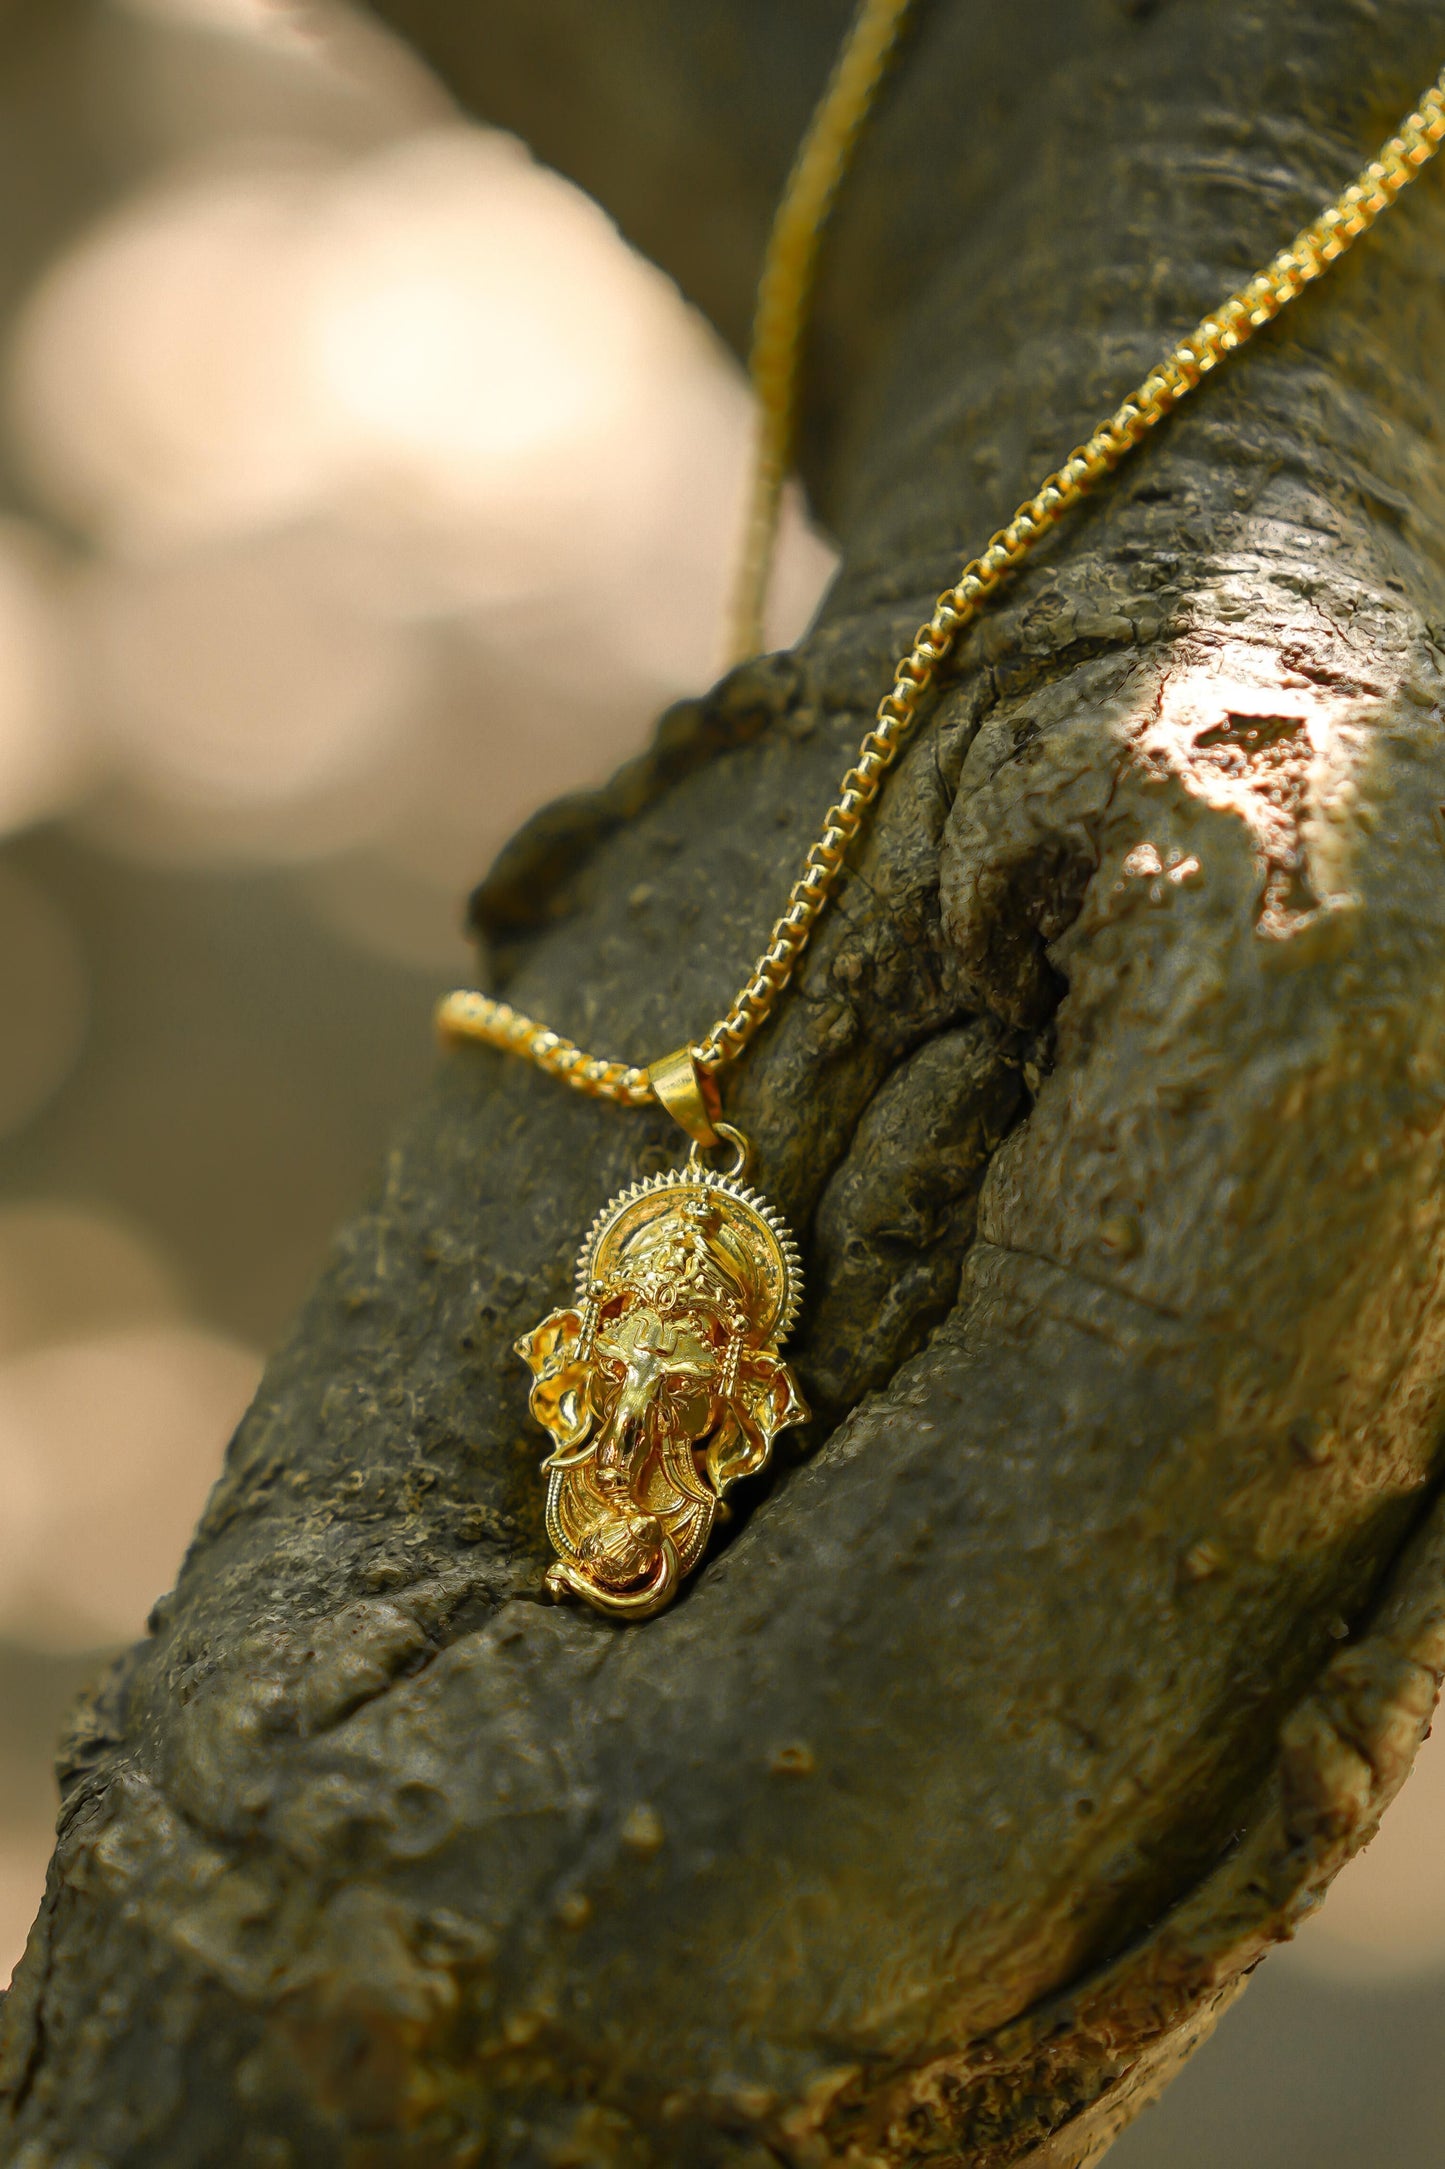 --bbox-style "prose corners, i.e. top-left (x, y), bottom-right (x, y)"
top-left (515, 1146), bottom-right (807, 1620)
